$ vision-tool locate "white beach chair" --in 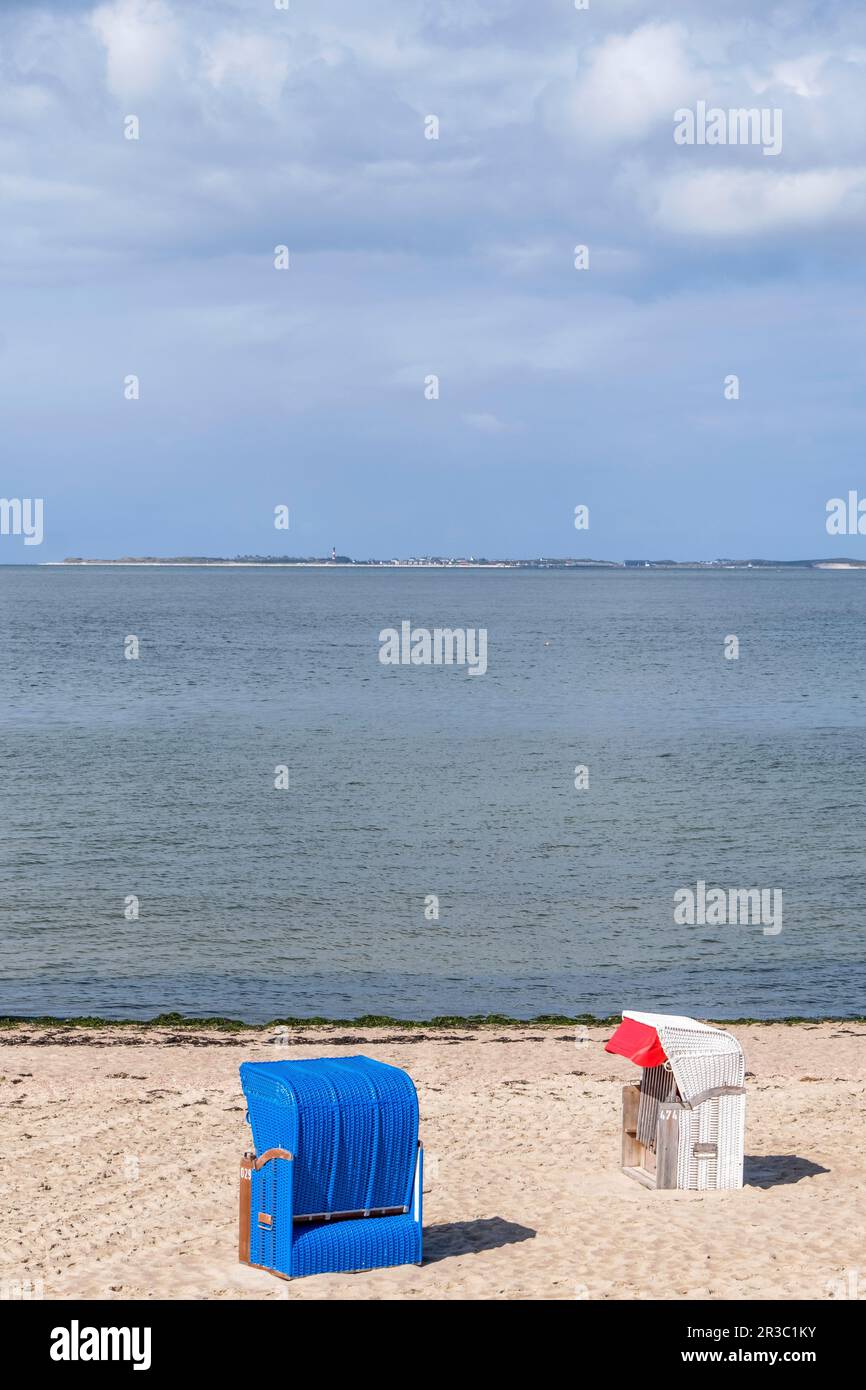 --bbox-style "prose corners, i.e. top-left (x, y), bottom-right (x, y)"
top-left (606, 1010), bottom-right (746, 1191)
